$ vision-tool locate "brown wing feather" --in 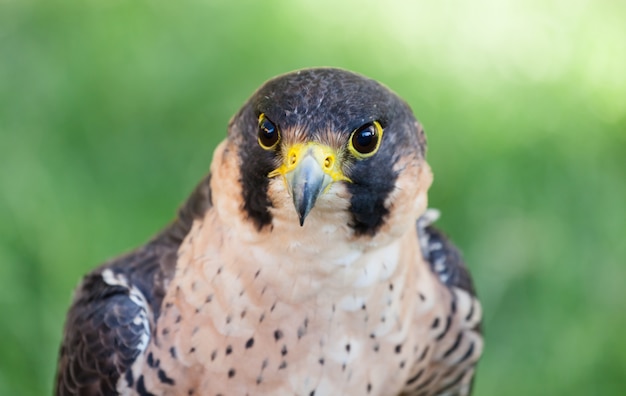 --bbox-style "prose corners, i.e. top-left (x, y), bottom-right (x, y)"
top-left (417, 211), bottom-right (477, 298)
top-left (55, 174), bottom-right (212, 395)
top-left (413, 211), bottom-right (483, 396)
